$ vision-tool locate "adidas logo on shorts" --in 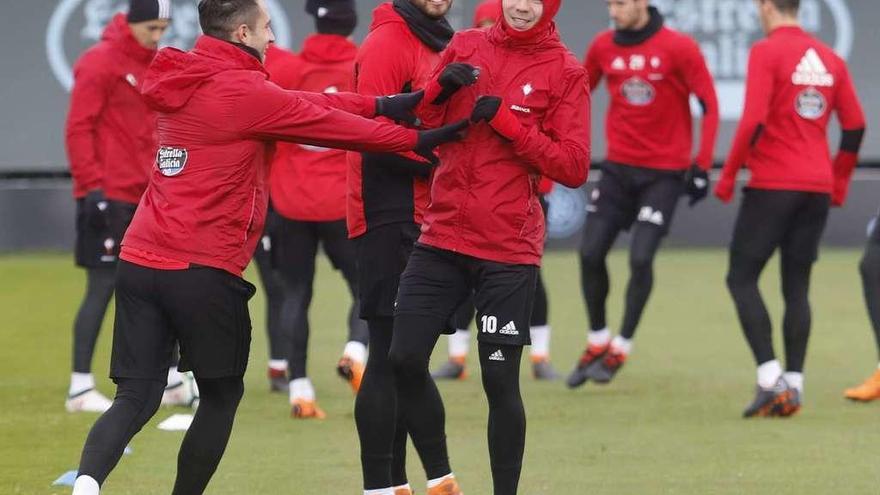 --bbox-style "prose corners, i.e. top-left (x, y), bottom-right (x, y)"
top-left (489, 349), bottom-right (506, 362)
top-left (500, 321), bottom-right (519, 335)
